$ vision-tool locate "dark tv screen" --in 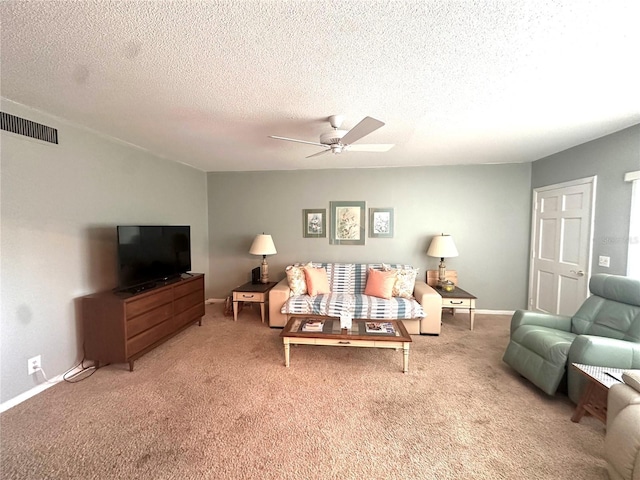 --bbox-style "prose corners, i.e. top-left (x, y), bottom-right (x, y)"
top-left (117, 225), bottom-right (191, 291)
